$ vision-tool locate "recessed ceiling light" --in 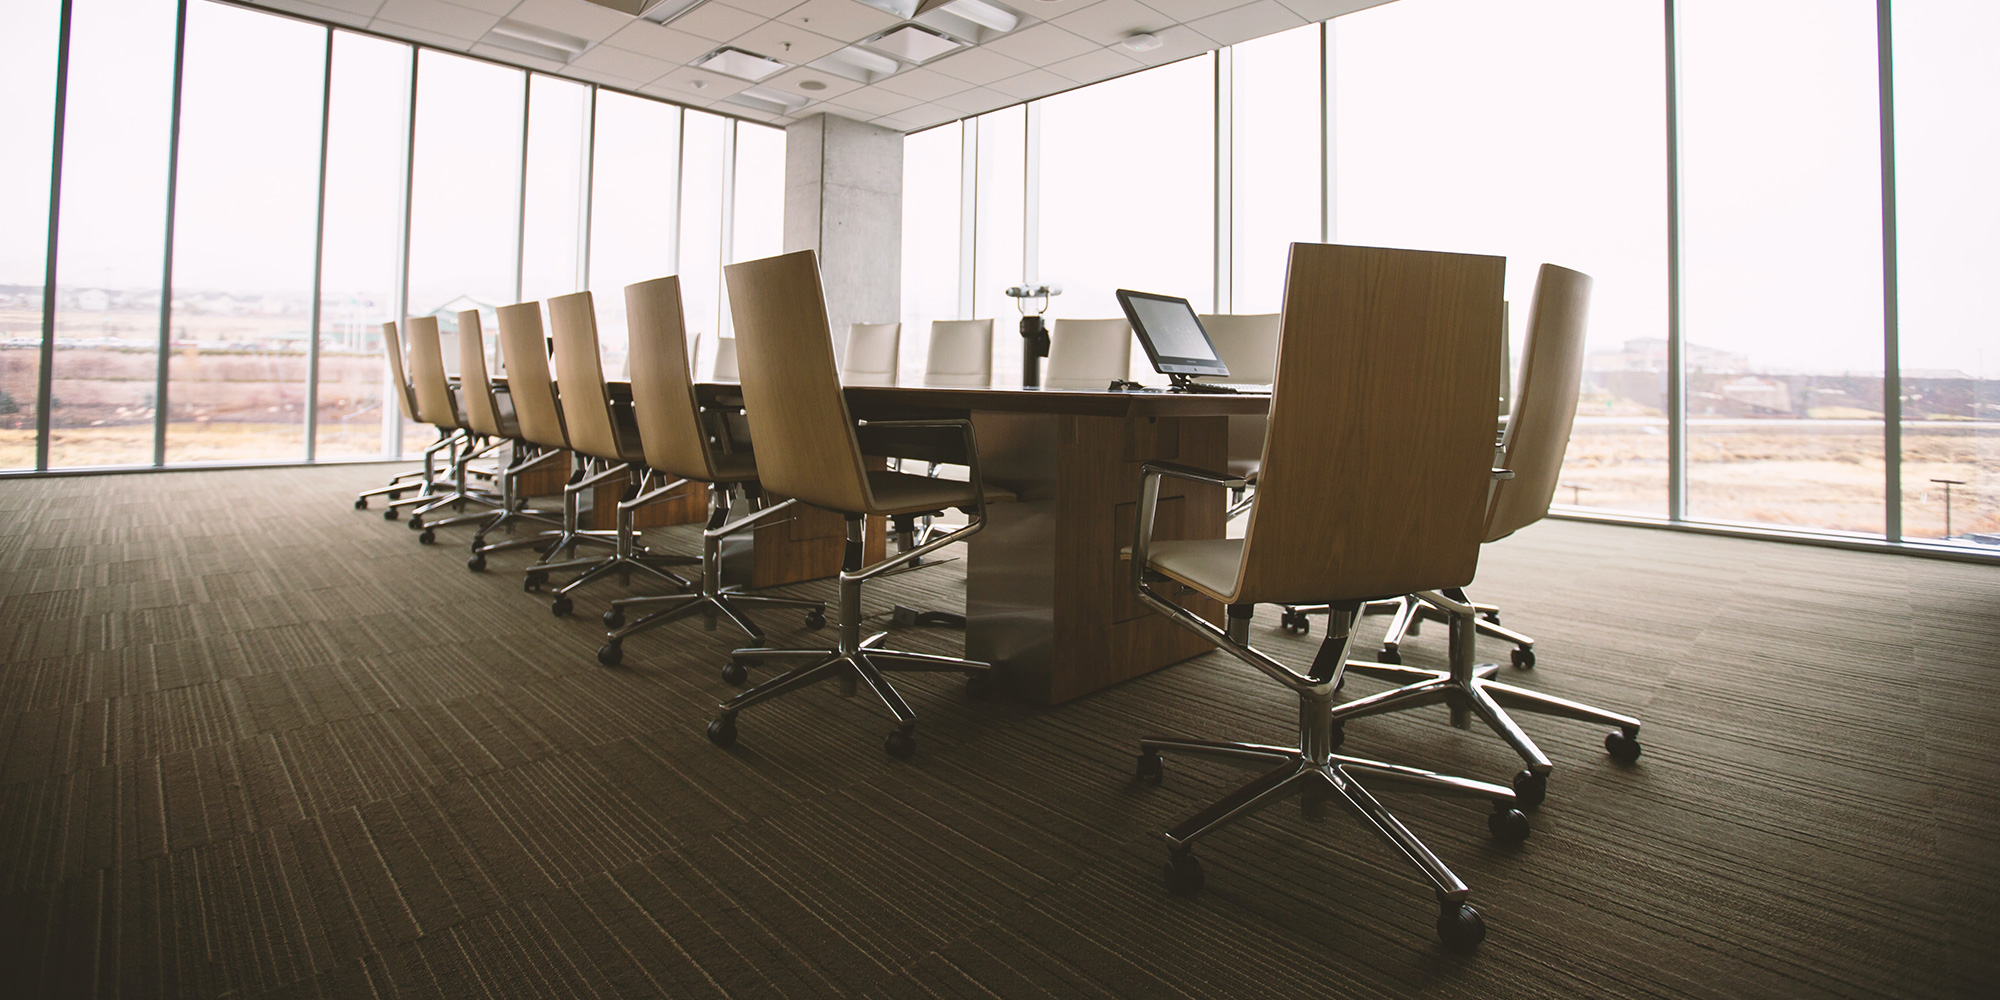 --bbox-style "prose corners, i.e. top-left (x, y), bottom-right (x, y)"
top-left (693, 47), bottom-right (789, 82)
top-left (799, 79), bottom-right (827, 91)
top-left (938, 0), bottom-right (1018, 33)
top-left (485, 19), bottom-right (589, 62)
top-left (866, 25), bottom-right (963, 64)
